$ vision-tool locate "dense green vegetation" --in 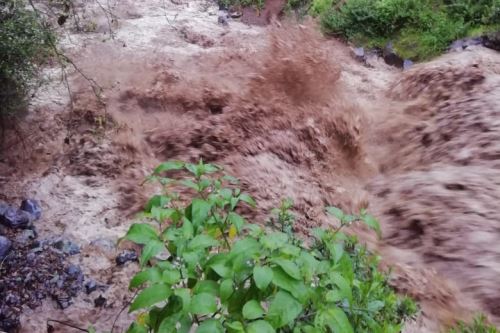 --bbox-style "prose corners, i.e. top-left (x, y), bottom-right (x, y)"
top-left (123, 160), bottom-right (417, 333)
top-left (314, 0), bottom-right (500, 60)
top-left (449, 315), bottom-right (499, 333)
top-left (0, 0), bottom-right (54, 118)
